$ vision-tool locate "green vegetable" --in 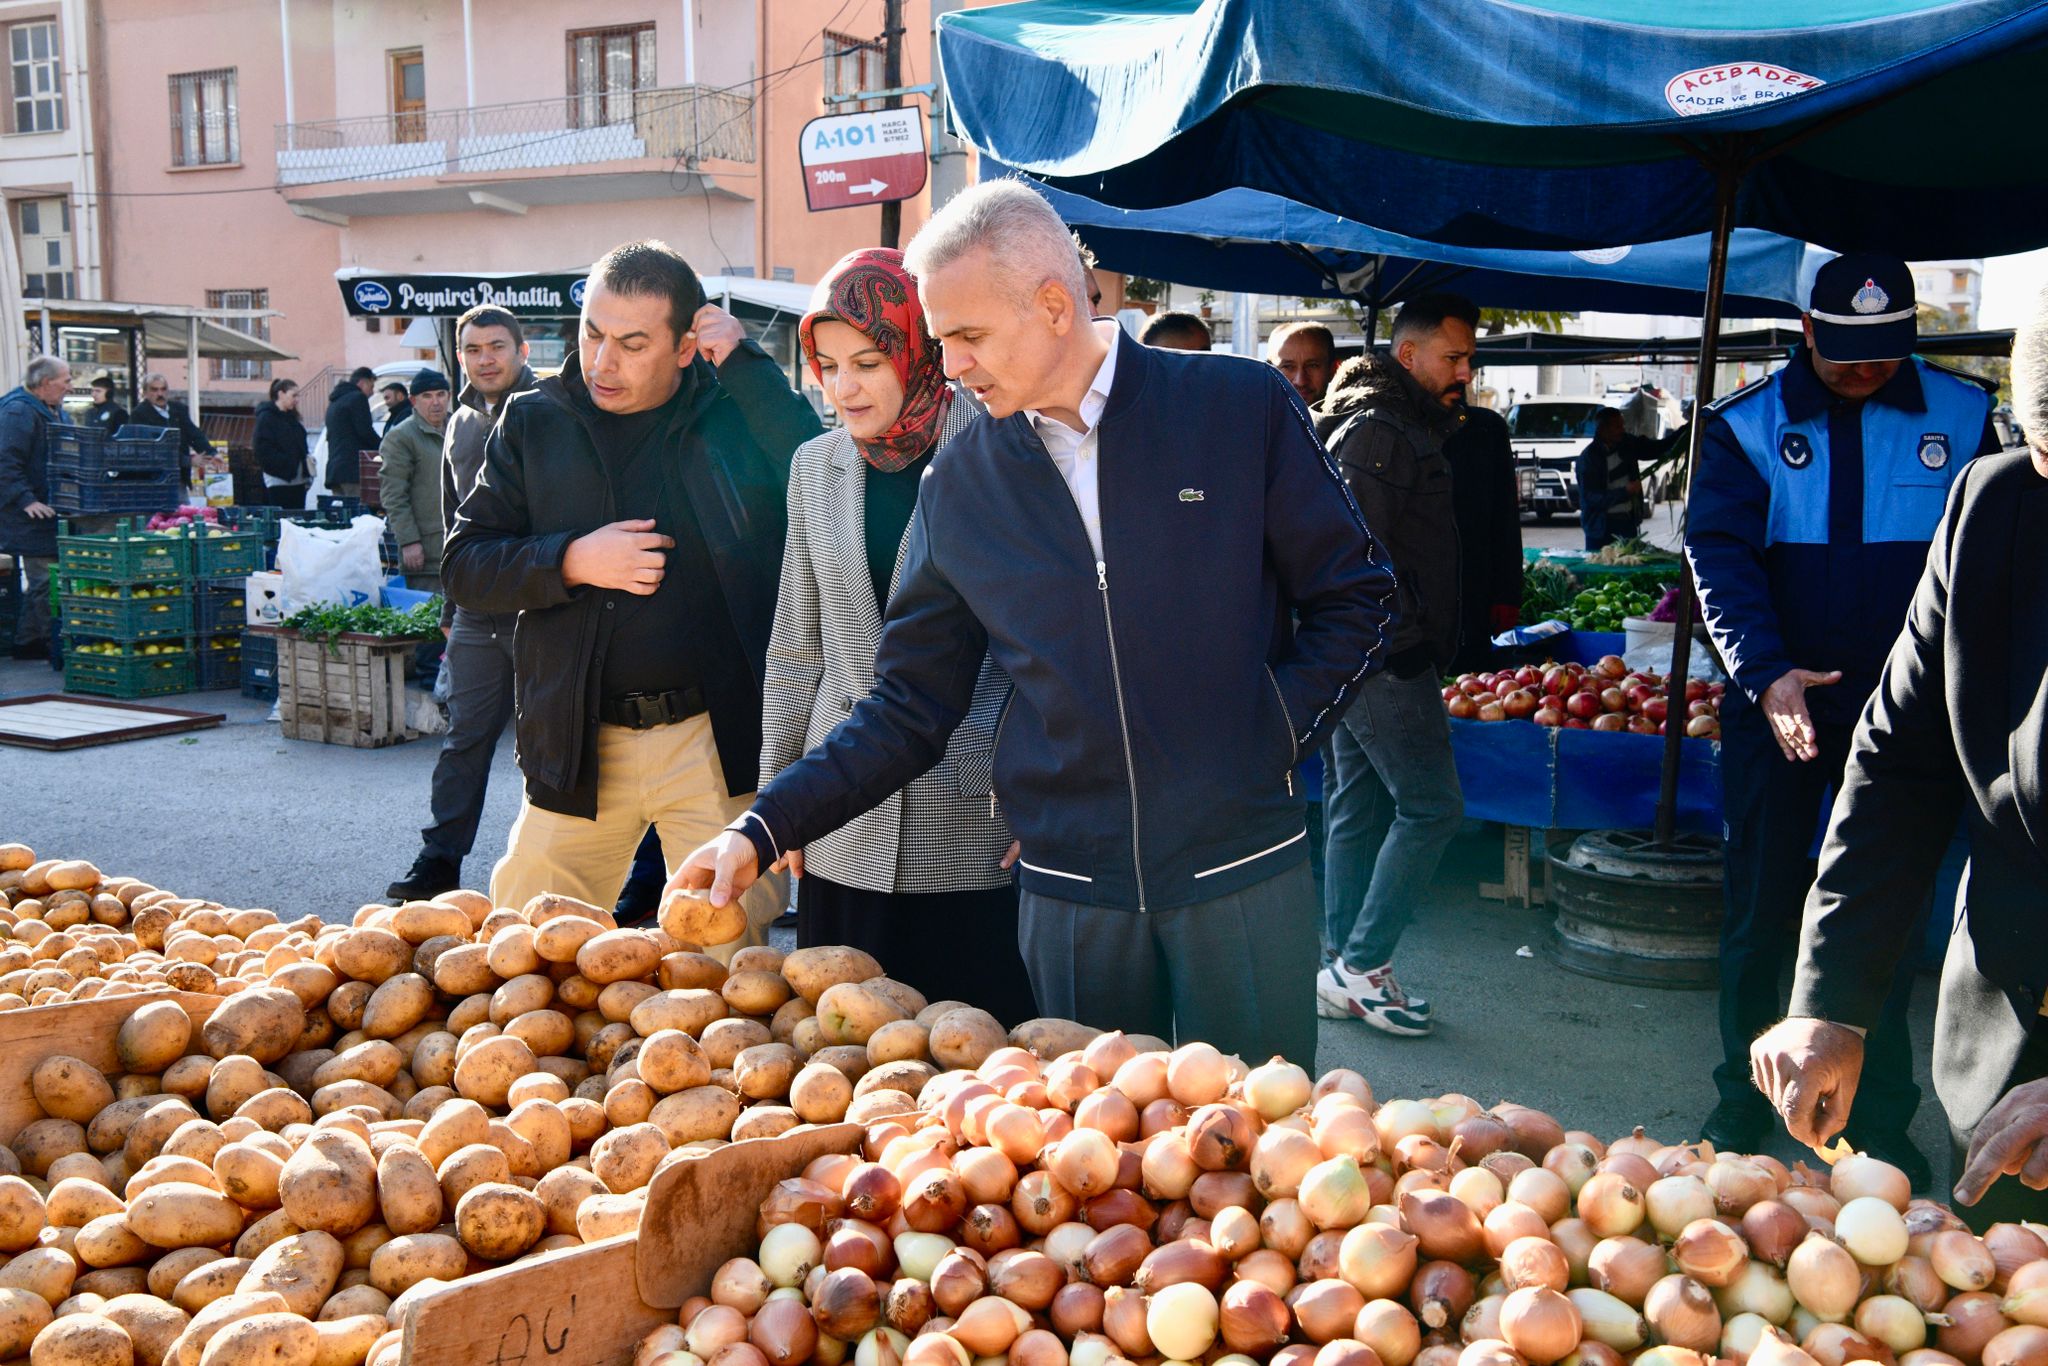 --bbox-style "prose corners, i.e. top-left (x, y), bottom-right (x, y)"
top-left (1520, 563), bottom-right (1581, 625)
top-left (283, 598), bottom-right (443, 647)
